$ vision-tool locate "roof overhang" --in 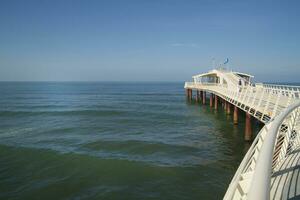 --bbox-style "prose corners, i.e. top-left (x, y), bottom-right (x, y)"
top-left (233, 72), bottom-right (254, 78)
top-left (192, 72), bottom-right (217, 79)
